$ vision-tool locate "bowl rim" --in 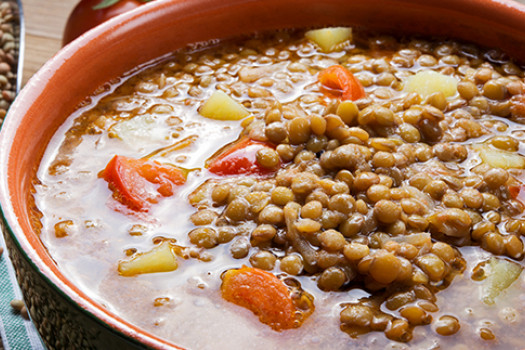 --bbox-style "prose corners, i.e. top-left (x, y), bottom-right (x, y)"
top-left (1, 0), bottom-right (525, 348)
